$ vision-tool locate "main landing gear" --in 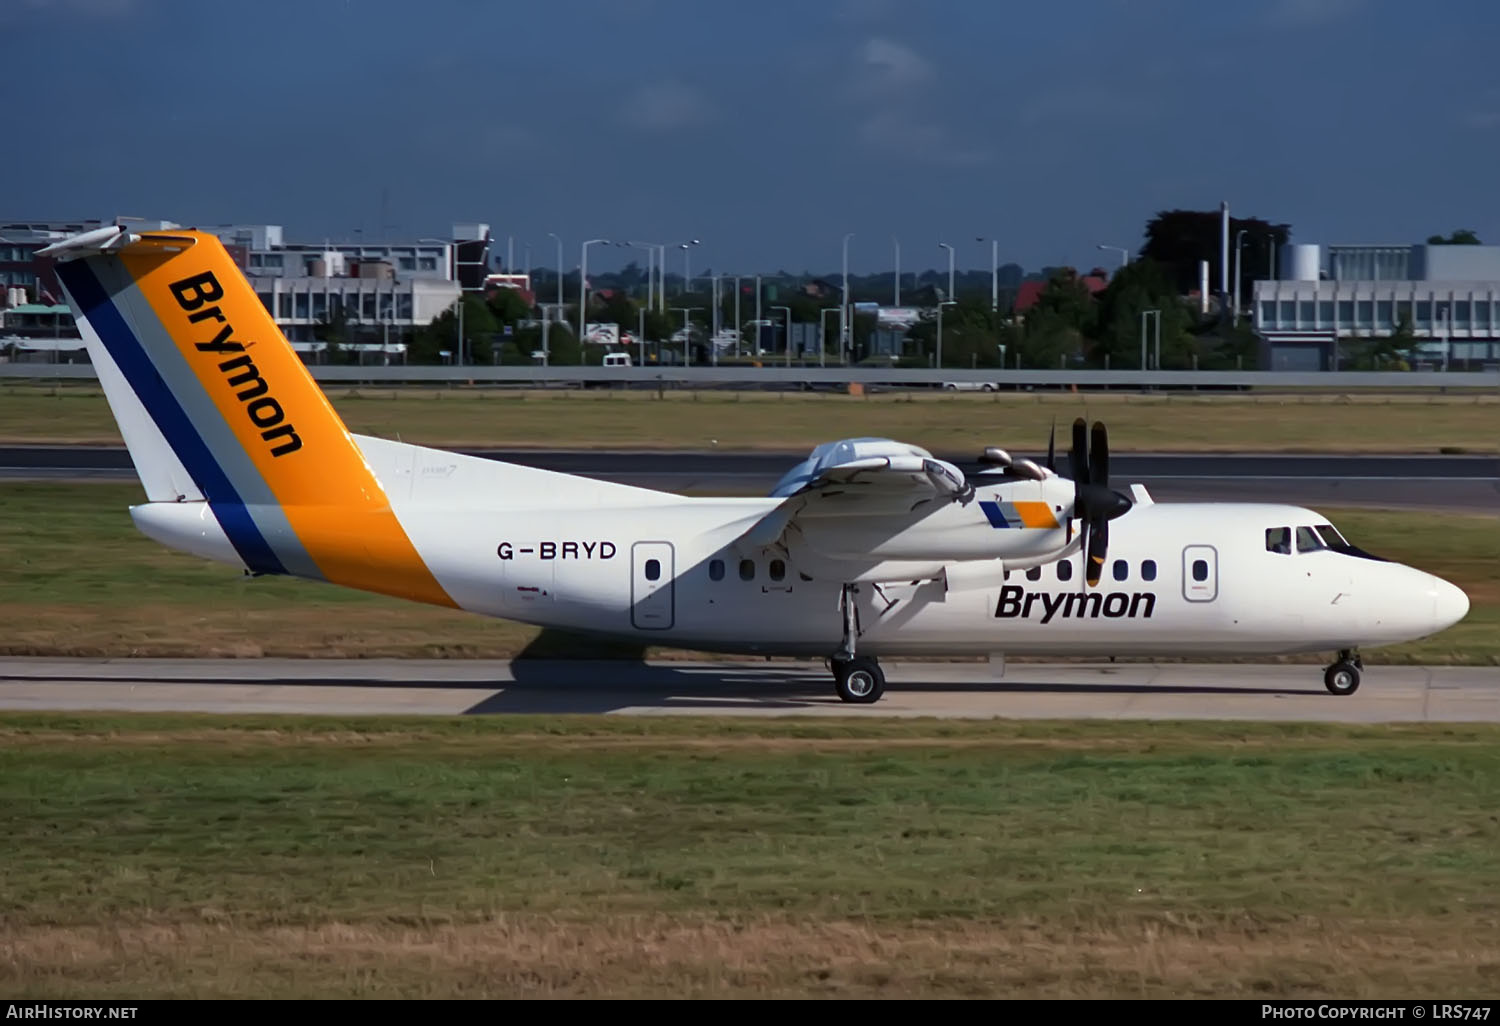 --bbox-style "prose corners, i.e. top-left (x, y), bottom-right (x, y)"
top-left (1323, 649), bottom-right (1363, 696)
top-left (830, 584), bottom-right (885, 704)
